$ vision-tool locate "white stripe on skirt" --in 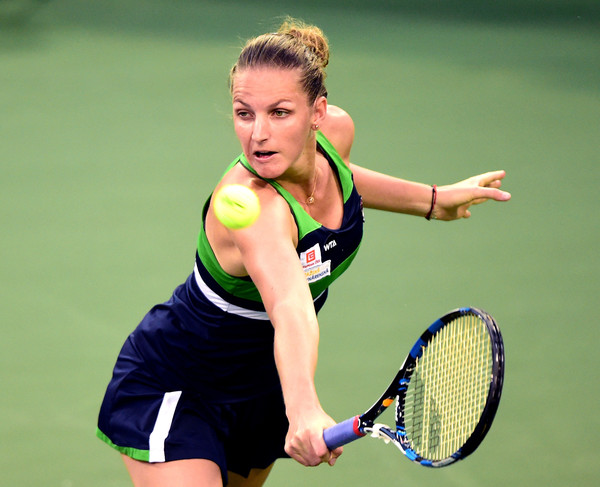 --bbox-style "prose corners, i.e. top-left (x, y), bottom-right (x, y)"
top-left (193, 263), bottom-right (270, 320)
top-left (148, 391), bottom-right (182, 462)
top-left (193, 262), bottom-right (326, 321)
